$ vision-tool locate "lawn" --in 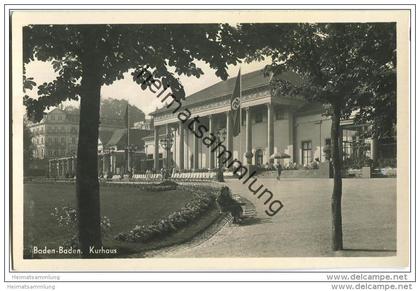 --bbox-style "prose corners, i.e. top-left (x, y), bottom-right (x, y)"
top-left (24, 182), bottom-right (219, 258)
